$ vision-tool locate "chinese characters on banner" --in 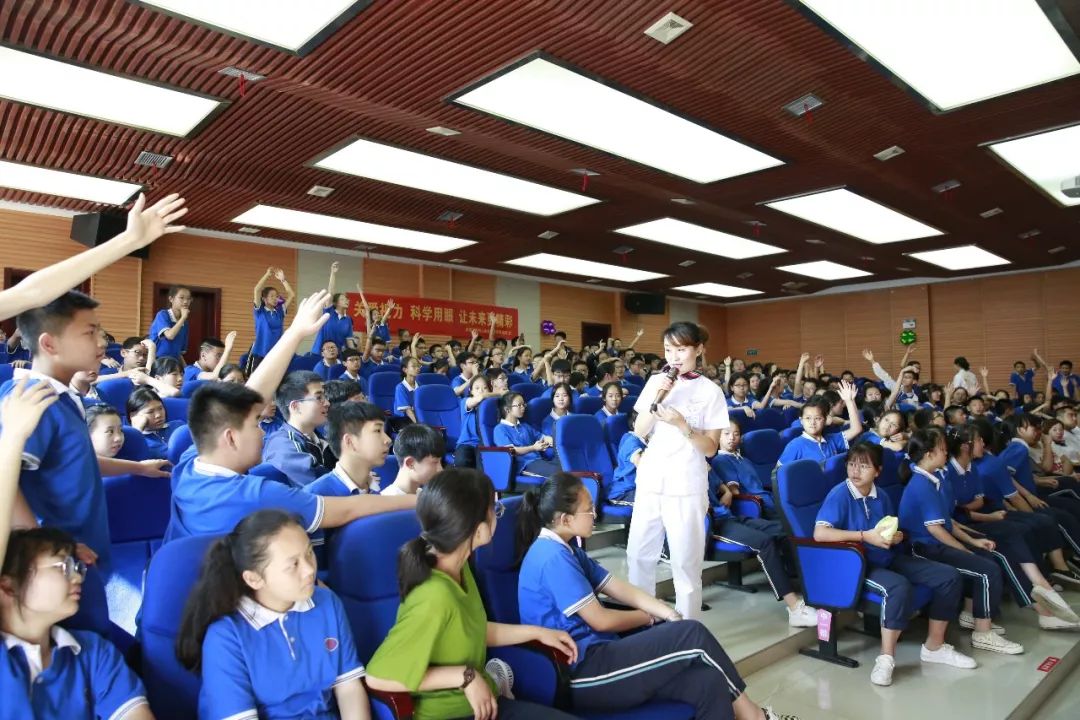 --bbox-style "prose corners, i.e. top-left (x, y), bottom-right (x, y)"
top-left (346, 293), bottom-right (519, 338)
